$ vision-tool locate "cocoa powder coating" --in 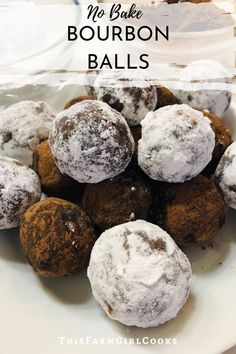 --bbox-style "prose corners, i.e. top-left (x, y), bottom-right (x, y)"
top-left (203, 111), bottom-right (233, 175)
top-left (155, 87), bottom-right (179, 110)
top-left (34, 140), bottom-right (84, 200)
top-left (154, 175), bottom-right (227, 245)
top-left (20, 198), bottom-right (96, 277)
top-left (82, 169), bottom-right (152, 231)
